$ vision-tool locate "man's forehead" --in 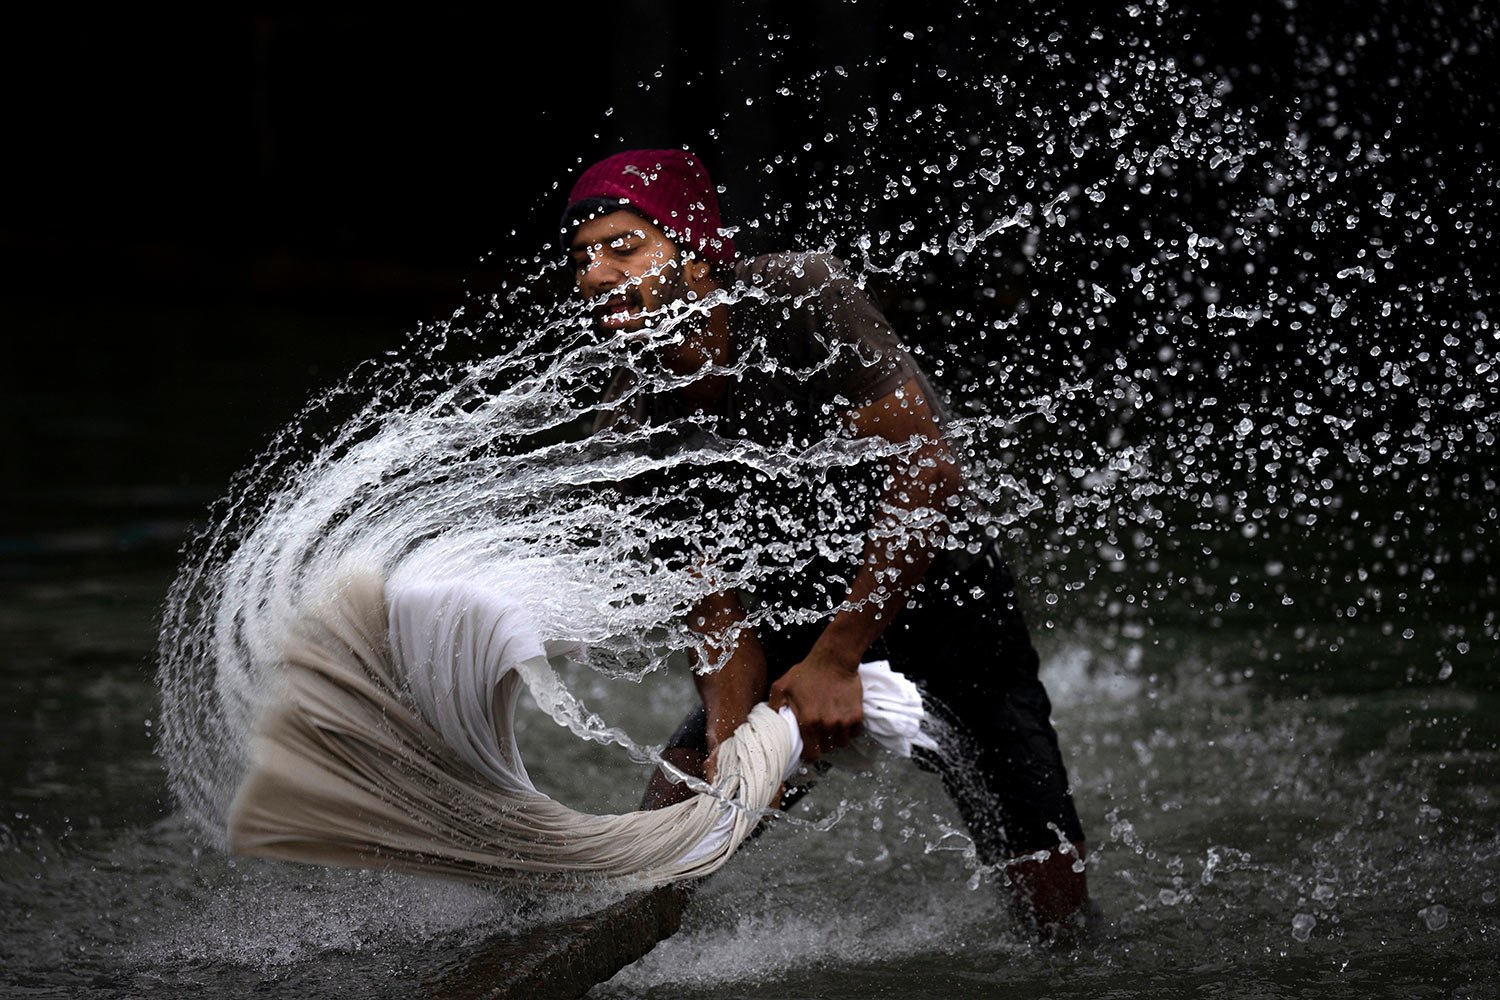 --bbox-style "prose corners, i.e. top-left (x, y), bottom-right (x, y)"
top-left (570, 211), bottom-right (659, 250)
